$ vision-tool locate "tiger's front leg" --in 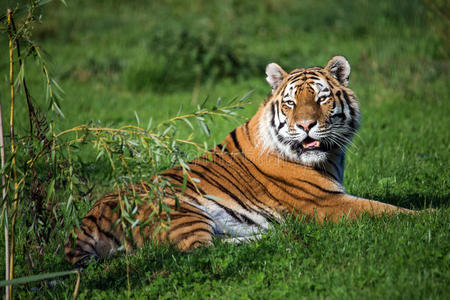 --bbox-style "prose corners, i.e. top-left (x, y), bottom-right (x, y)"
top-left (299, 194), bottom-right (412, 222)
